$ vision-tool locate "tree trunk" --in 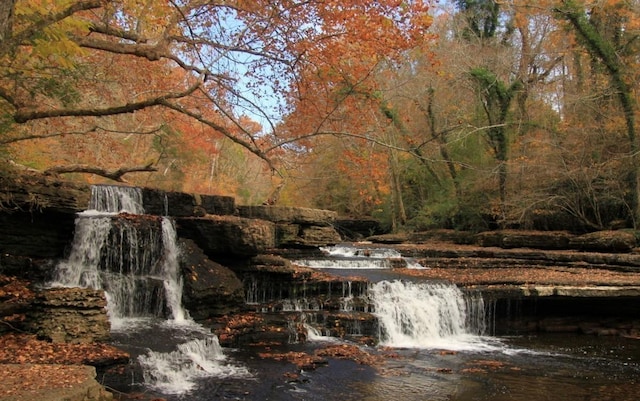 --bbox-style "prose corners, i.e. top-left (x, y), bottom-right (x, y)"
top-left (0, 0), bottom-right (15, 42)
top-left (560, 1), bottom-right (640, 226)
